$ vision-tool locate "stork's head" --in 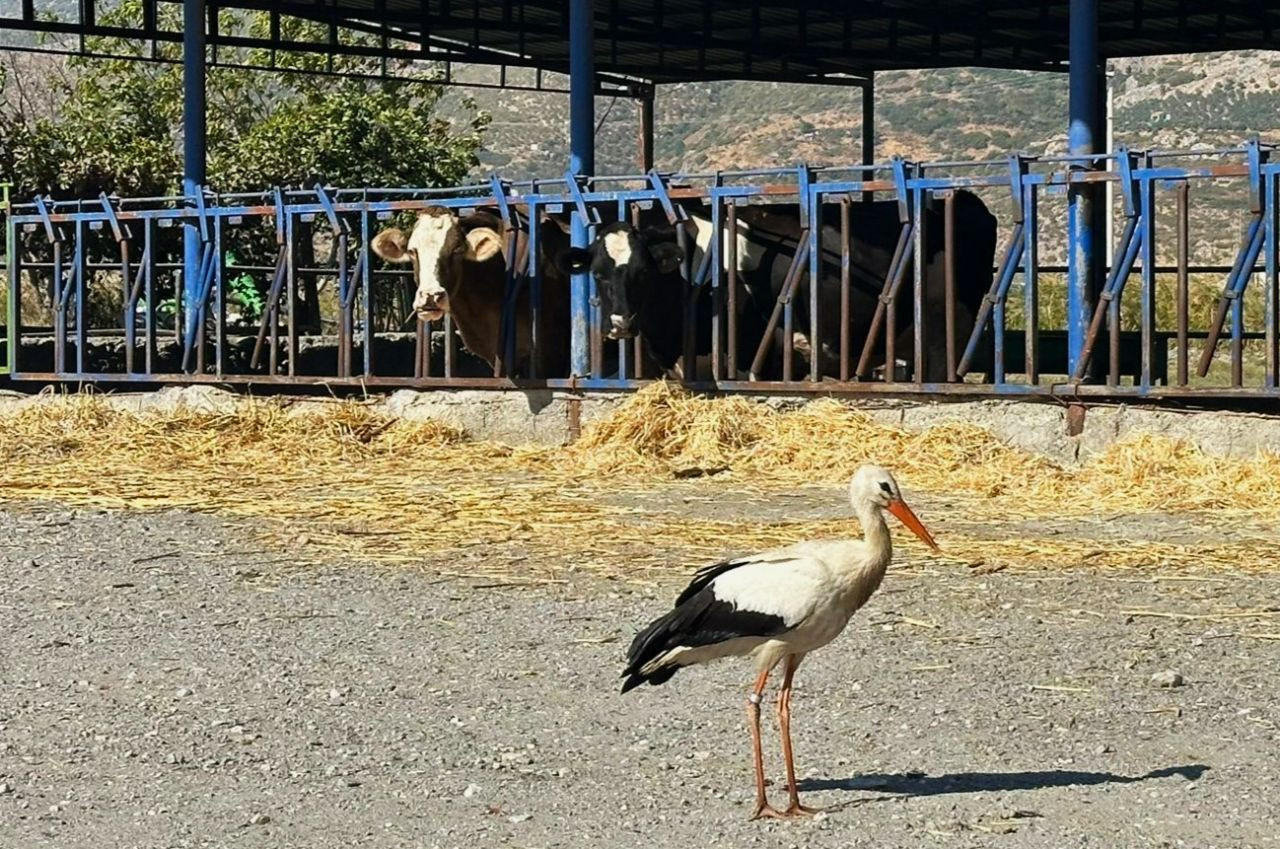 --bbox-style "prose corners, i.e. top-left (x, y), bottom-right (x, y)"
top-left (850, 464), bottom-right (940, 551)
